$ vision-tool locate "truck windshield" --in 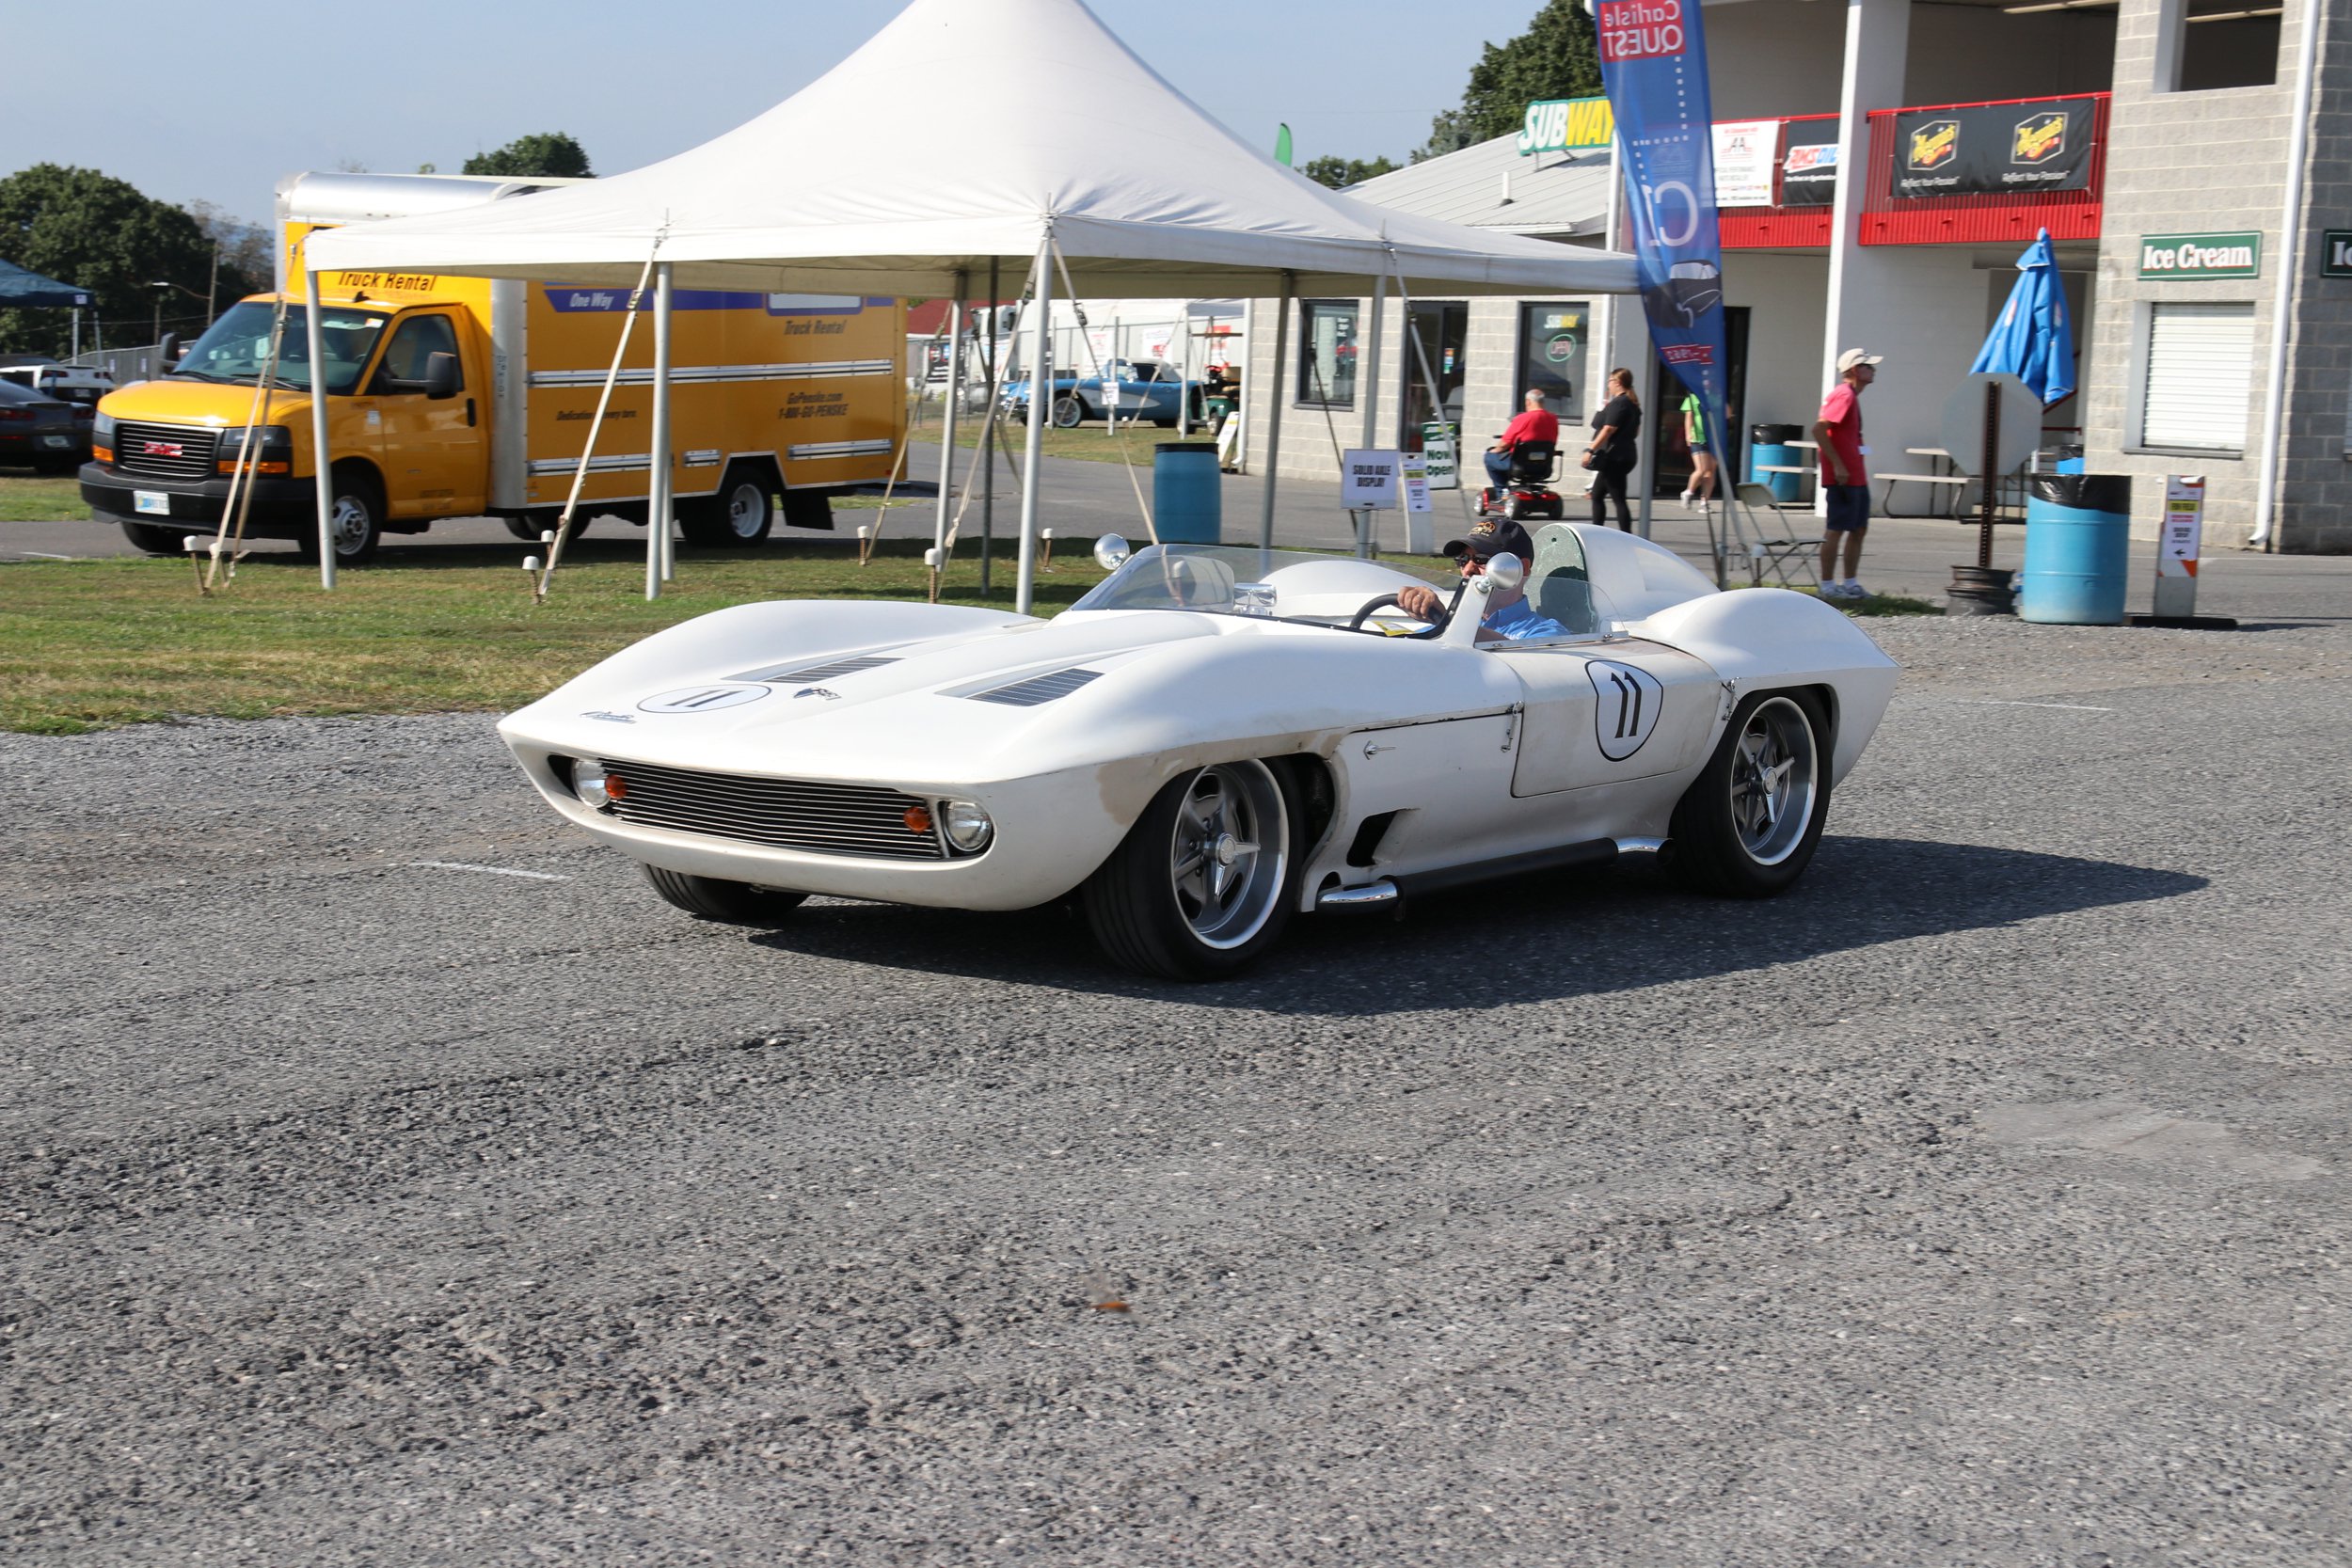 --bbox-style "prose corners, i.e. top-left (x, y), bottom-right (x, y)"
top-left (171, 301), bottom-right (389, 396)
